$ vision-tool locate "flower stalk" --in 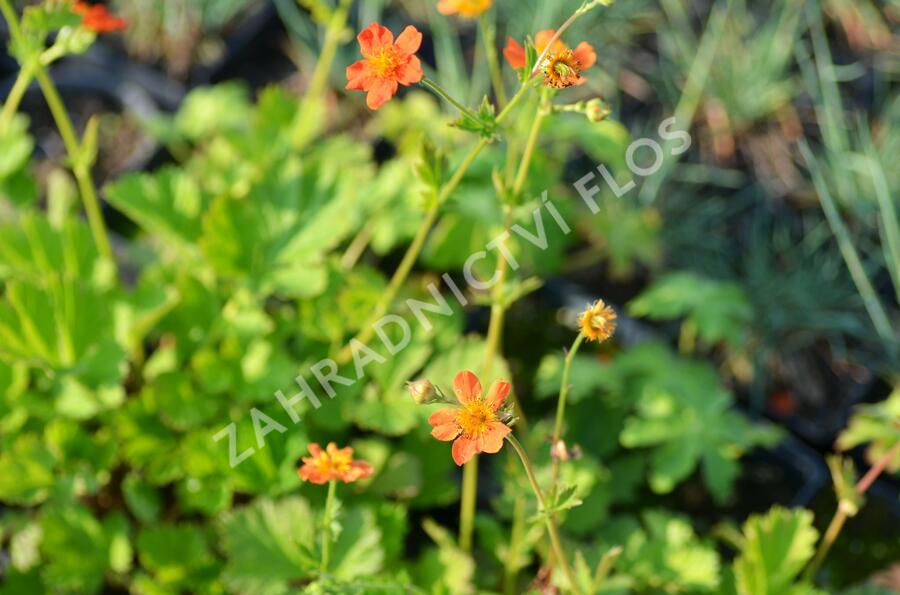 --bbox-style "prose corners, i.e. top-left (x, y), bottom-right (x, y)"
top-left (551, 332), bottom-right (586, 485)
top-left (293, 0), bottom-right (353, 149)
top-left (506, 433), bottom-right (581, 594)
top-left (320, 479), bottom-right (338, 575)
top-left (0, 0), bottom-right (115, 270)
